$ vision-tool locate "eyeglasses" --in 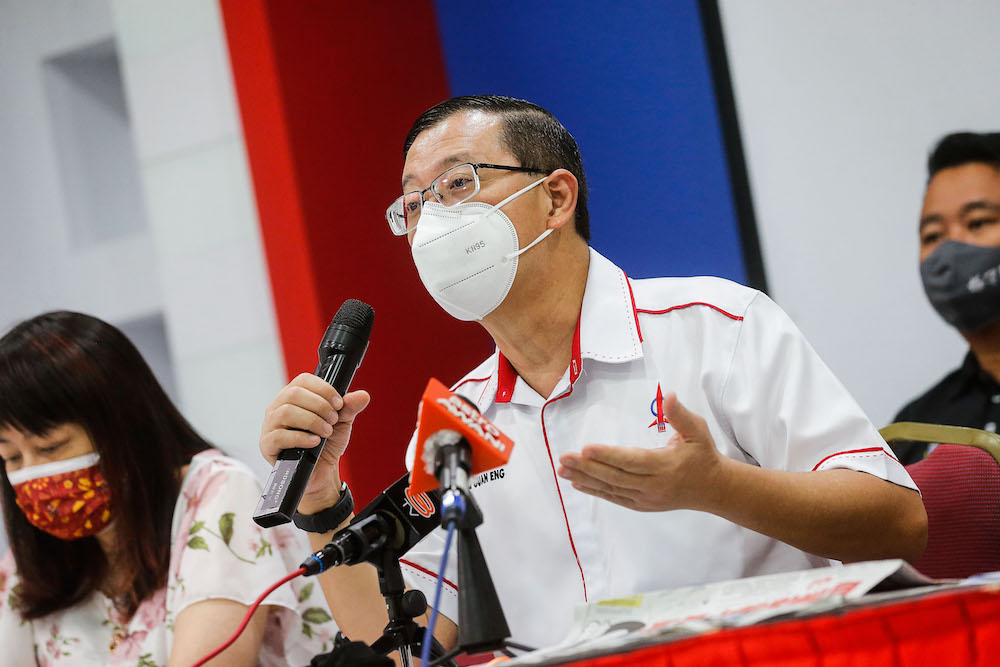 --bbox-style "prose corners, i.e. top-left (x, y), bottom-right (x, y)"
top-left (385, 163), bottom-right (548, 235)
